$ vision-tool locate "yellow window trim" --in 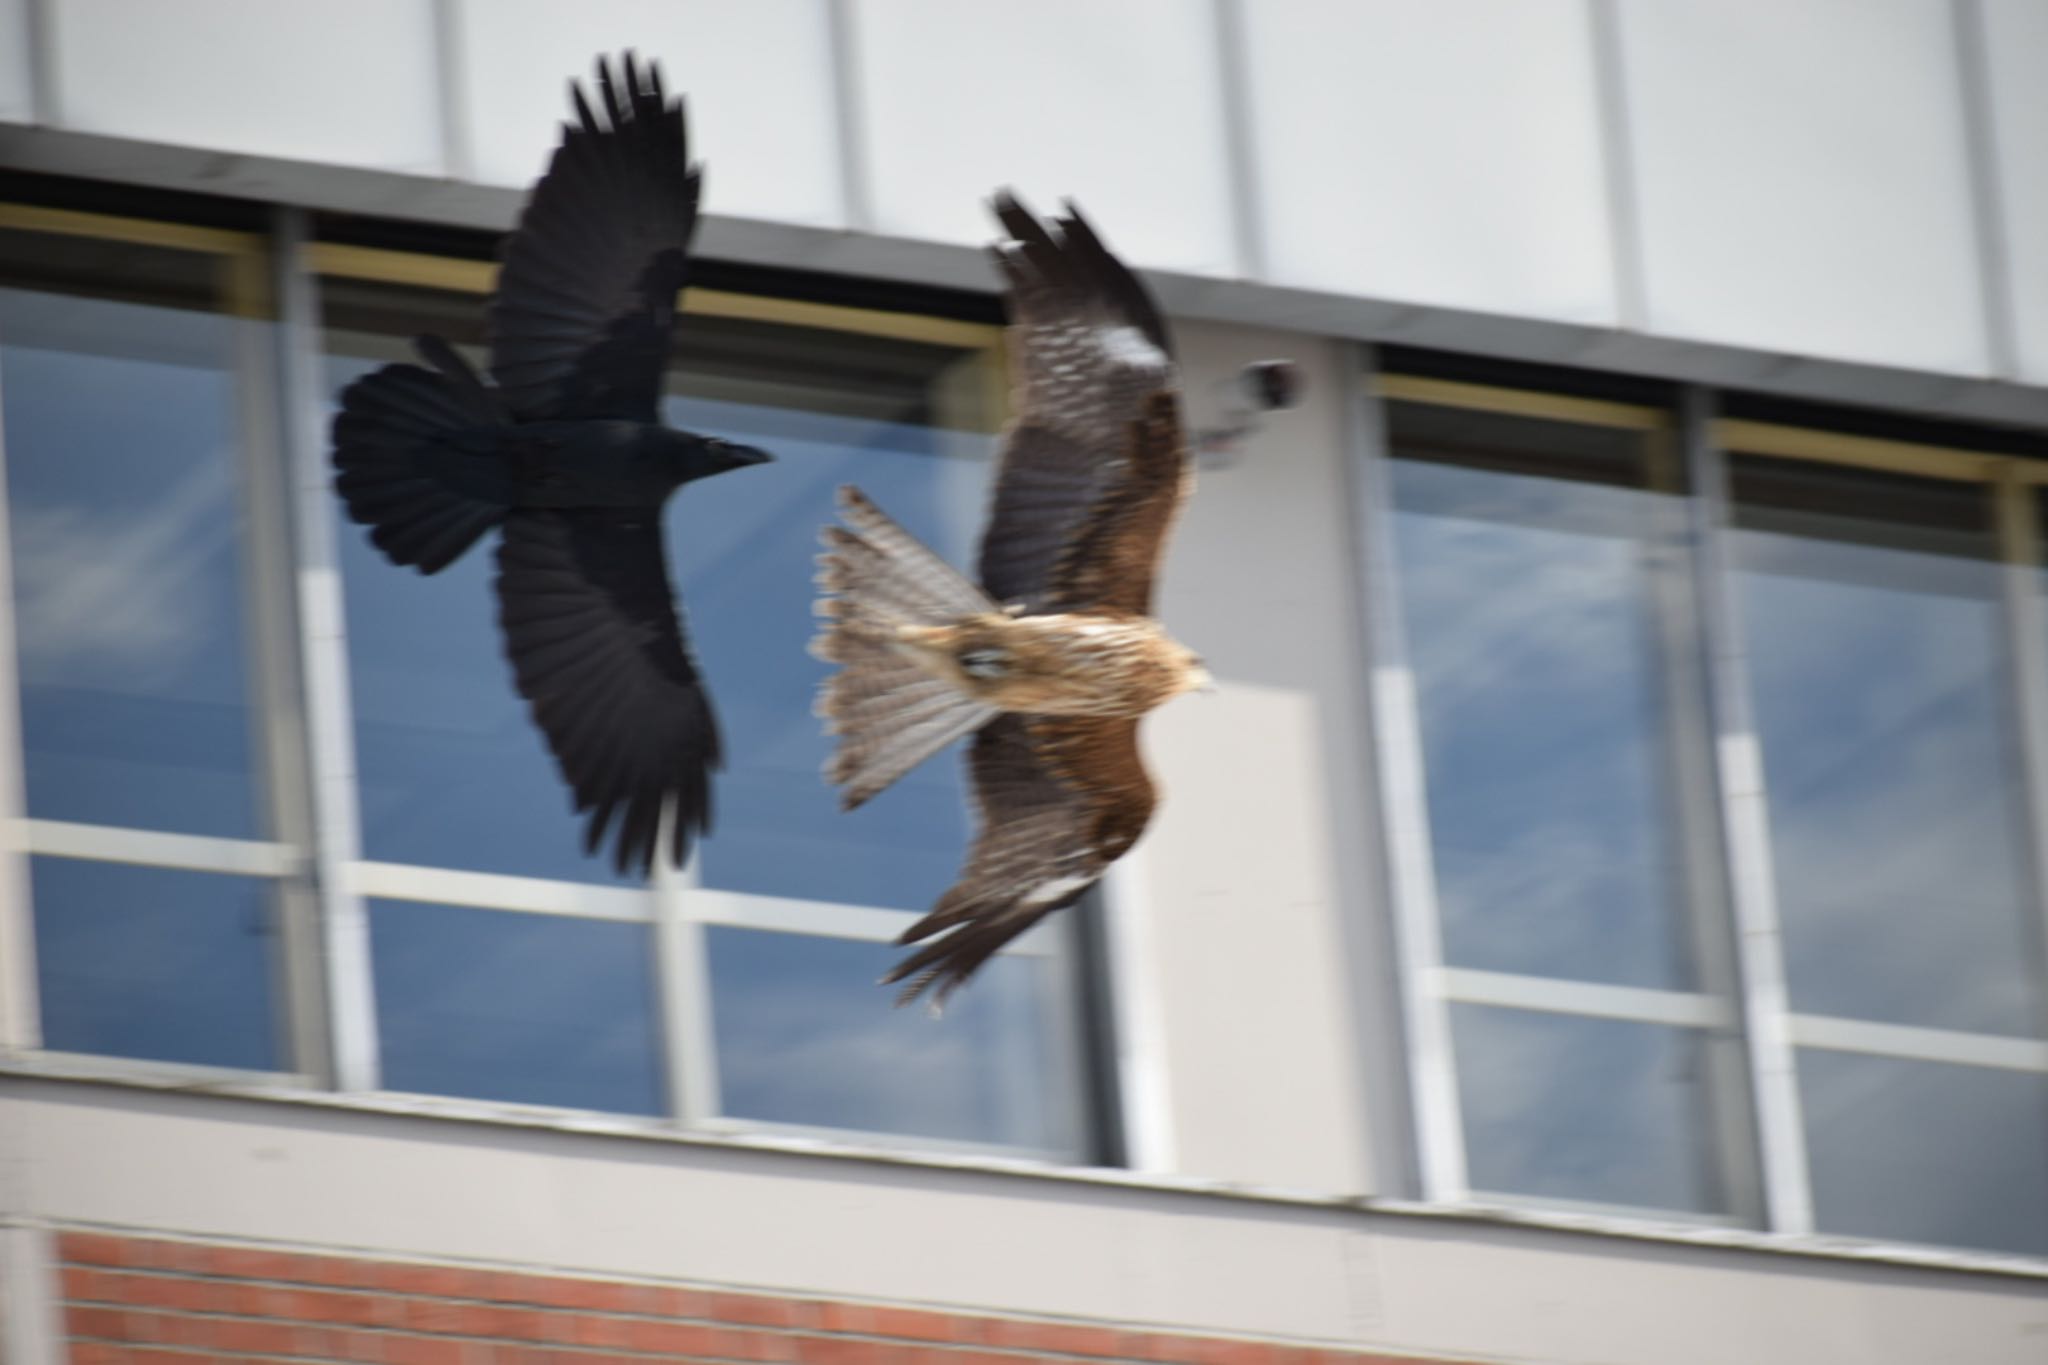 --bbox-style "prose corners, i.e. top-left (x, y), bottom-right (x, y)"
top-left (300, 242), bottom-right (1005, 352)
top-left (1712, 419), bottom-right (2011, 485)
top-left (0, 203), bottom-right (262, 257)
top-left (1374, 373), bottom-right (1668, 431)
